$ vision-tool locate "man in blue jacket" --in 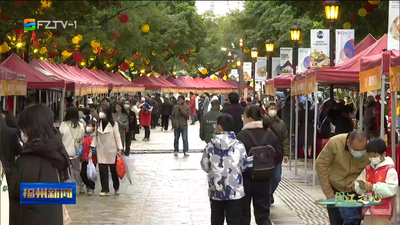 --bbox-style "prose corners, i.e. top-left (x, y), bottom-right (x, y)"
top-left (222, 92), bottom-right (244, 135)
